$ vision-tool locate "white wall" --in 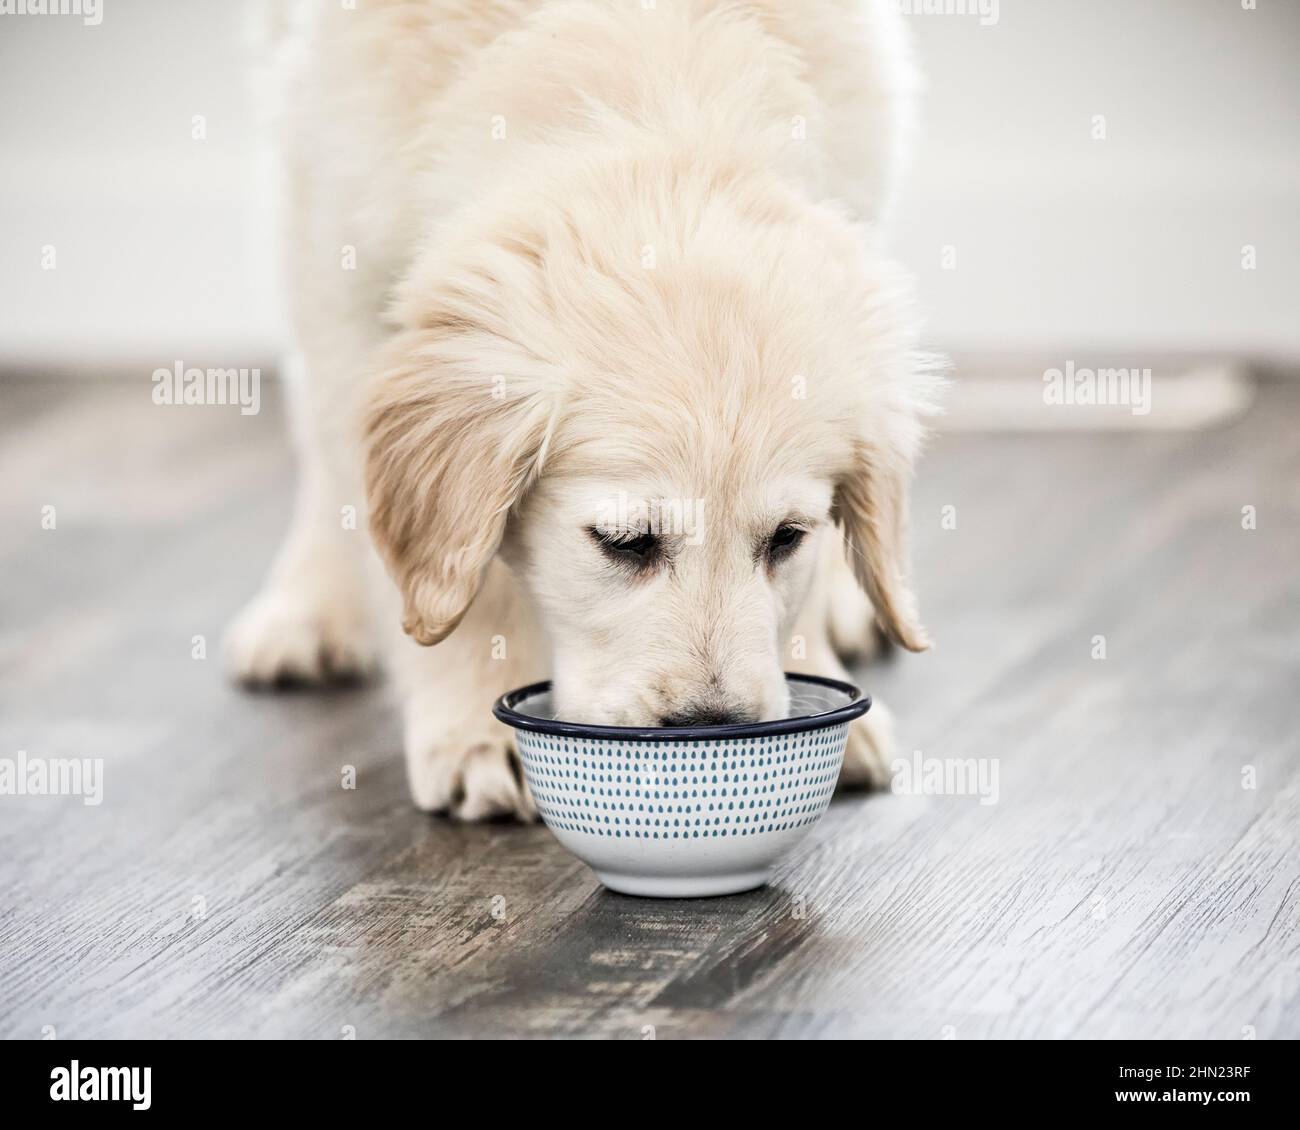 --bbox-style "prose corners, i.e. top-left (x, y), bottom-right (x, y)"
top-left (1, 0), bottom-right (1297, 368)
top-left (890, 0), bottom-right (1300, 359)
top-left (0, 0), bottom-right (279, 366)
